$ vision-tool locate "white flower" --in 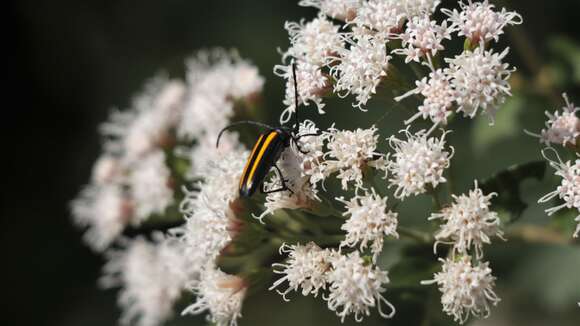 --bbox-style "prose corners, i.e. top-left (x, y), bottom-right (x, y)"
top-left (182, 265), bottom-right (246, 326)
top-left (330, 34), bottom-right (391, 109)
top-left (422, 256), bottom-right (500, 324)
top-left (386, 128), bottom-right (453, 199)
top-left (337, 189), bottom-right (398, 261)
top-left (326, 251), bottom-right (395, 322)
top-left (299, 0), bottom-right (362, 21)
top-left (256, 148), bottom-right (320, 222)
top-left (100, 236), bottom-right (190, 326)
top-left (429, 181), bottom-right (504, 258)
top-left (354, 0), bottom-right (407, 35)
top-left (187, 130), bottom-right (244, 177)
top-left (128, 150), bottom-right (173, 221)
top-left (101, 77), bottom-right (184, 161)
top-left (227, 61), bottom-right (265, 100)
top-left (395, 69), bottom-right (455, 126)
top-left (539, 151), bottom-right (580, 237)
top-left (285, 14), bottom-right (344, 65)
top-left (539, 93), bottom-right (580, 147)
top-left (401, 0), bottom-right (440, 18)
top-left (354, 0), bottom-right (440, 35)
top-left (179, 150), bottom-right (248, 274)
top-left (296, 119), bottom-right (326, 186)
top-left (186, 49), bottom-right (264, 100)
top-left (323, 126), bottom-right (385, 190)
top-left (179, 92), bottom-right (233, 140)
top-left (442, 0), bottom-right (522, 44)
top-left (392, 15), bottom-right (452, 63)
top-left (274, 60), bottom-right (330, 124)
top-left (179, 49), bottom-right (264, 139)
top-left (446, 46), bottom-right (514, 124)
top-left (91, 154), bottom-right (122, 185)
top-left (71, 184), bottom-right (132, 251)
top-left (151, 79), bottom-right (187, 127)
top-left (270, 242), bottom-right (333, 299)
